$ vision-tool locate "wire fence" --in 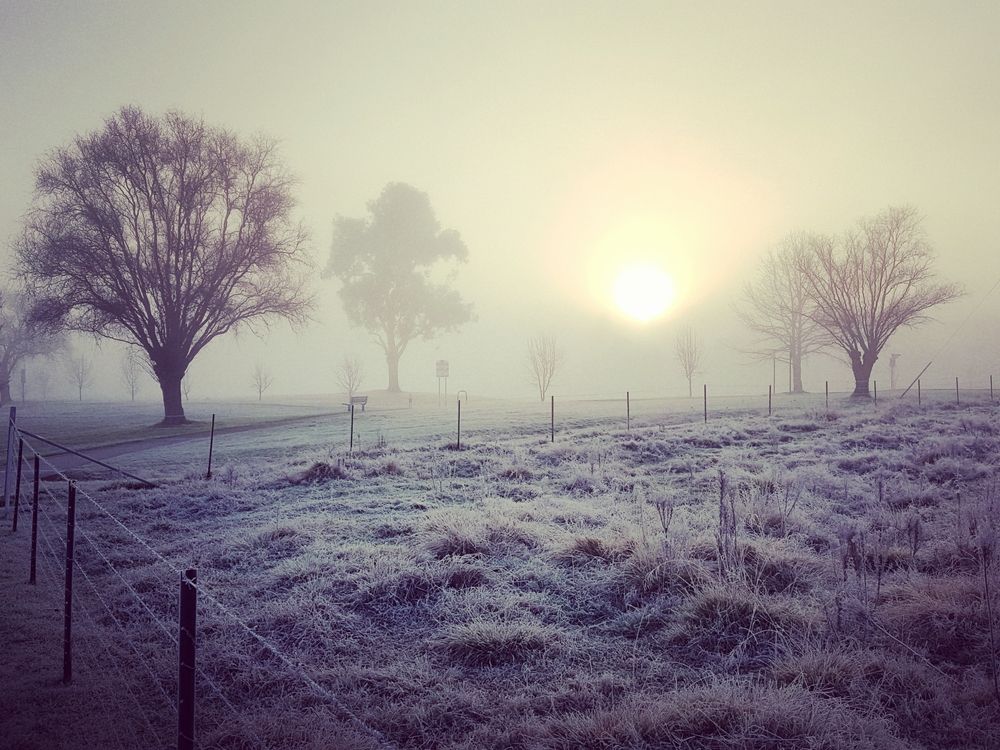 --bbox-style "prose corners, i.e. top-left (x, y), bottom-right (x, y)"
top-left (2, 376), bottom-right (996, 748)
top-left (4, 421), bottom-right (397, 750)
